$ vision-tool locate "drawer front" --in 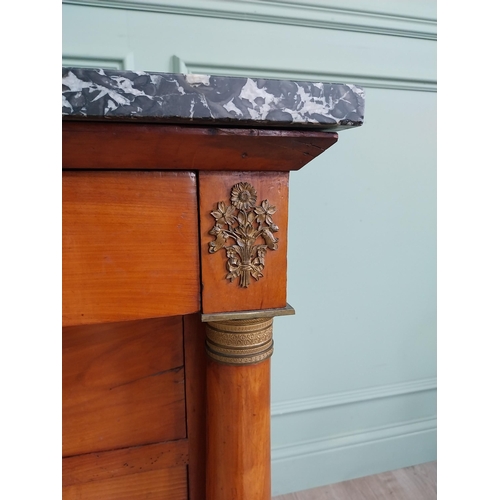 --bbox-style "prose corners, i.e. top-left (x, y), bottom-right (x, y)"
top-left (63, 316), bottom-right (186, 457)
top-left (62, 170), bottom-right (200, 326)
top-left (63, 440), bottom-right (189, 500)
top-left (62, 466), bottom-right (188, 500)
